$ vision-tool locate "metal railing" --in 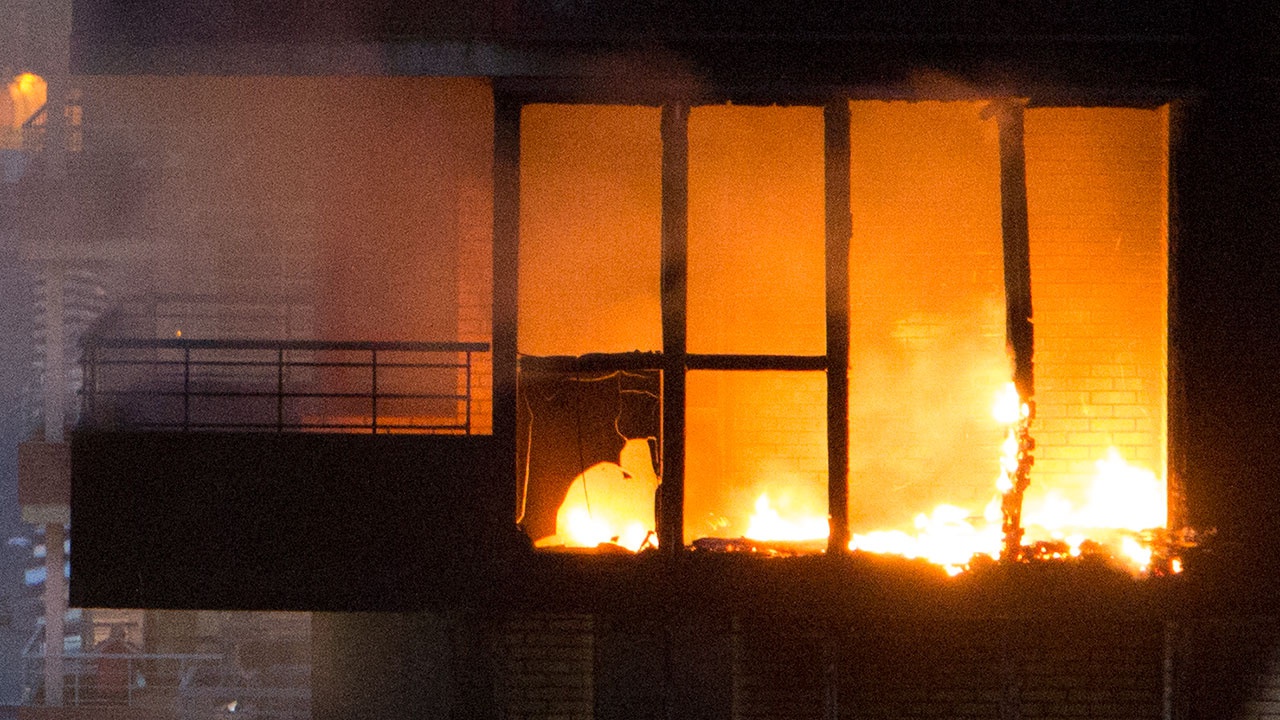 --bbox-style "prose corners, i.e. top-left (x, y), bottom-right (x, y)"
top-left (81, 337), bottom-right (490, 434)
top-left (20, 635), bottom-right (310, 719)
top-left (21, 627), bottom-right (222, 709)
